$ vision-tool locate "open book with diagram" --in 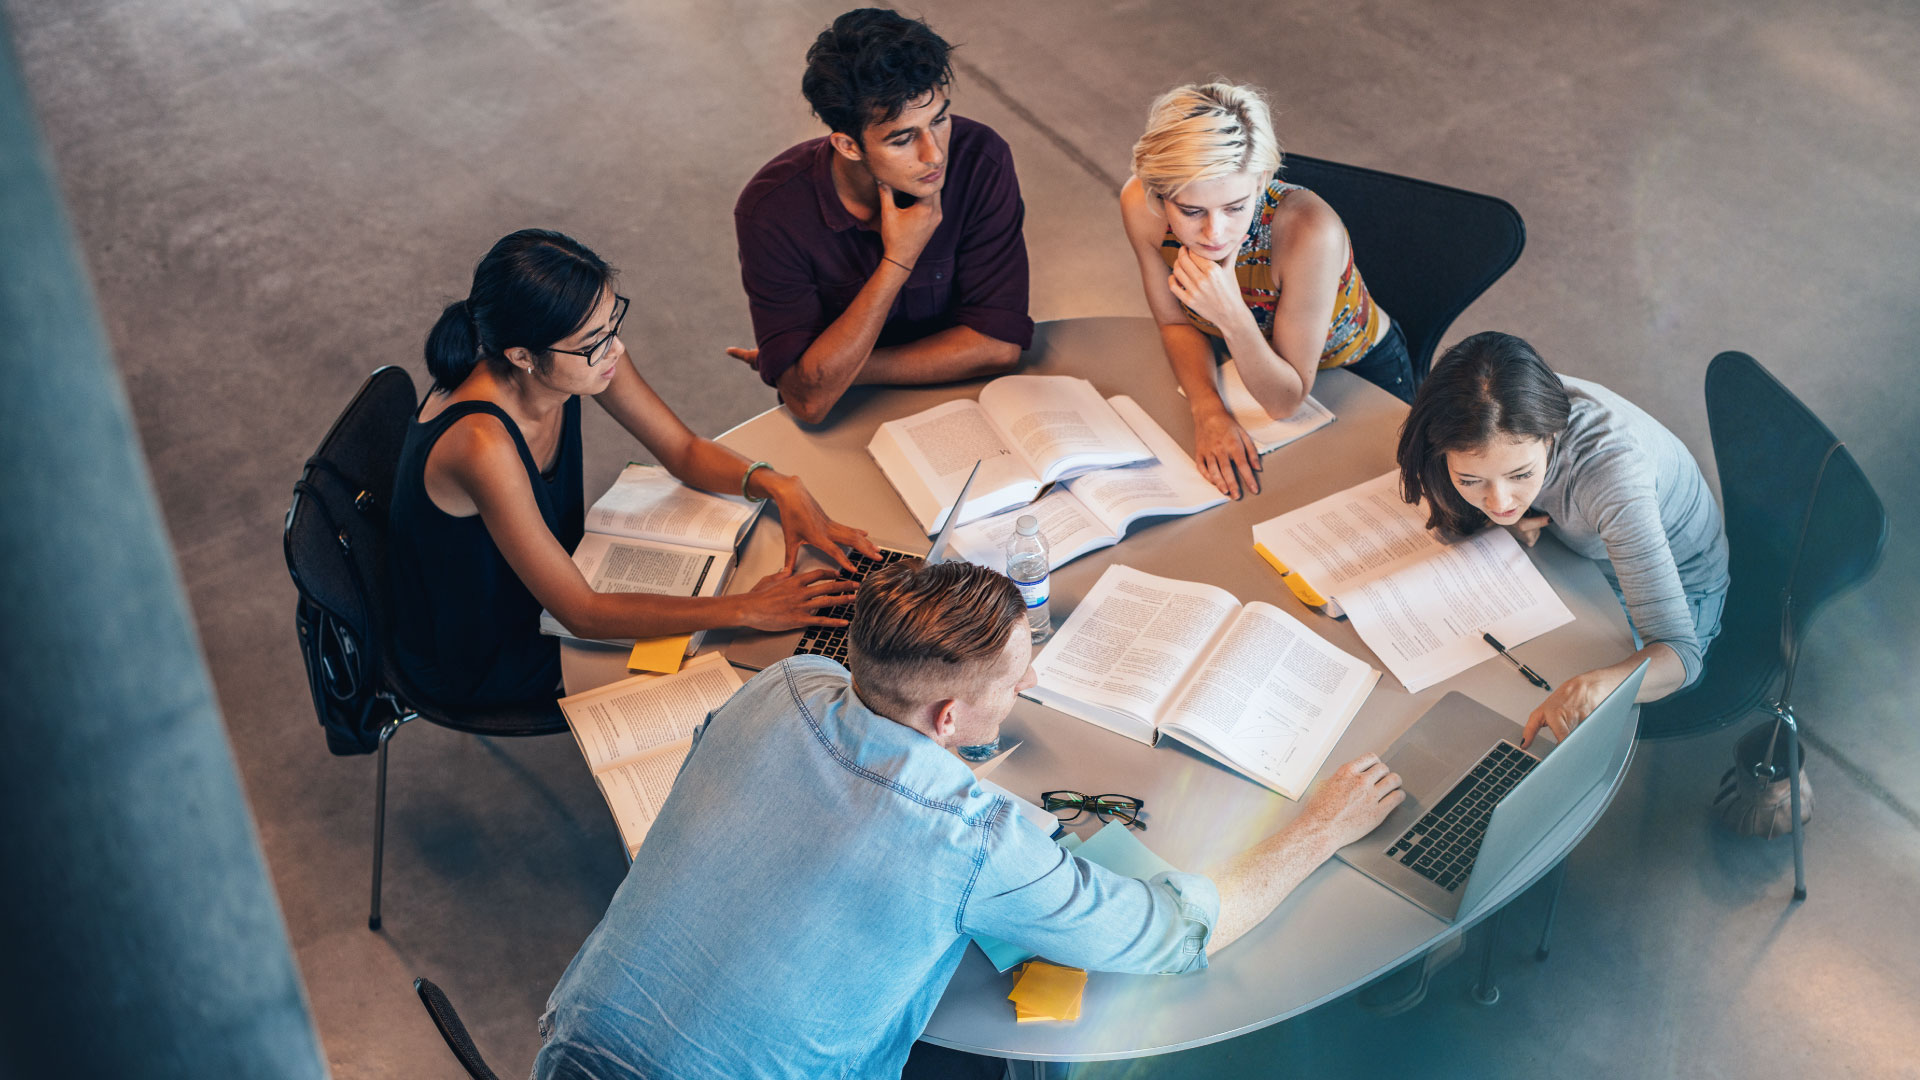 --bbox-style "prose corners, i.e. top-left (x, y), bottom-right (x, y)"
top-left (1250, 470), bottom-right (1574, 692)
top-left (867, 375), bottom-right (1154, 534)
top-left (1026, 565), bottom-right (1380, 800)
top-left (946, 396), bottom-right (1227, 571)
top-left (556, 653), bottom-right (745, 859)
top-left (539, 462), bottom-right (762, 648)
